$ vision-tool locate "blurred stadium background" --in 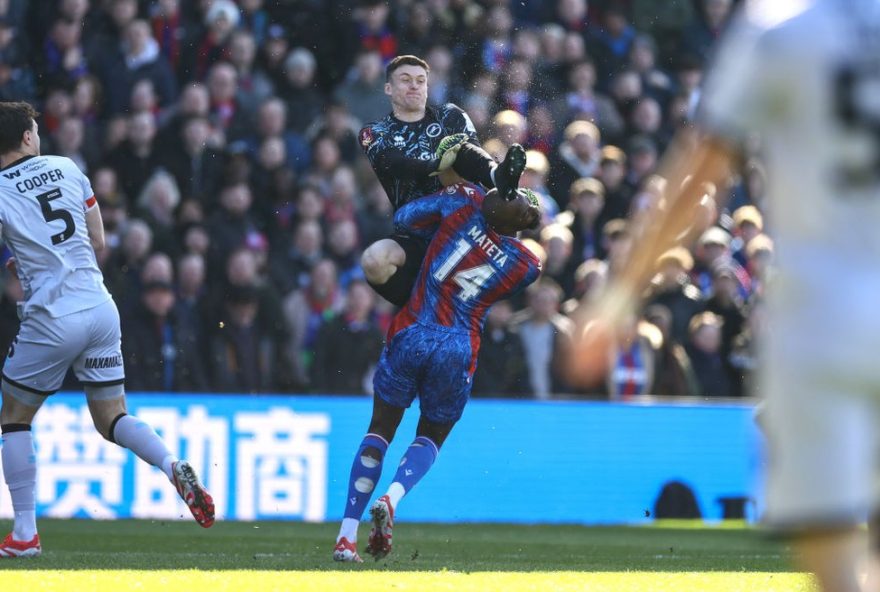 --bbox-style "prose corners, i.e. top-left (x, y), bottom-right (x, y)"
top-left (0, 0), bottom-right (797, 586)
